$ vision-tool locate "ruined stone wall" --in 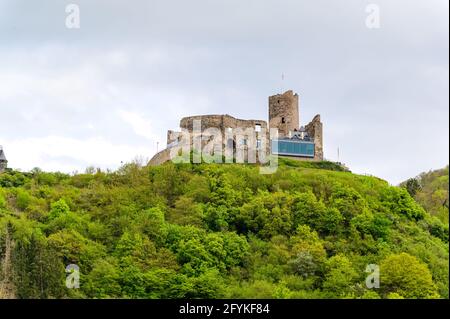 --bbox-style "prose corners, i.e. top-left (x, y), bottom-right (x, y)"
top-left (167, 130), bottom-right (178, 145)
top-left (161, 114), bottom-right (271, 163)
top-left (305, 114), bottom-right (323, 161)
top-left (148, 148), bottom-right (172, 166)
top-left (268, 90), bottom-right (299, 138)
top-left (179, 114), bottom-right (269, 154)
top-left (179, 114), bottom-right (267, 133)
top-left (0, 148), bottom-right (7, 173)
